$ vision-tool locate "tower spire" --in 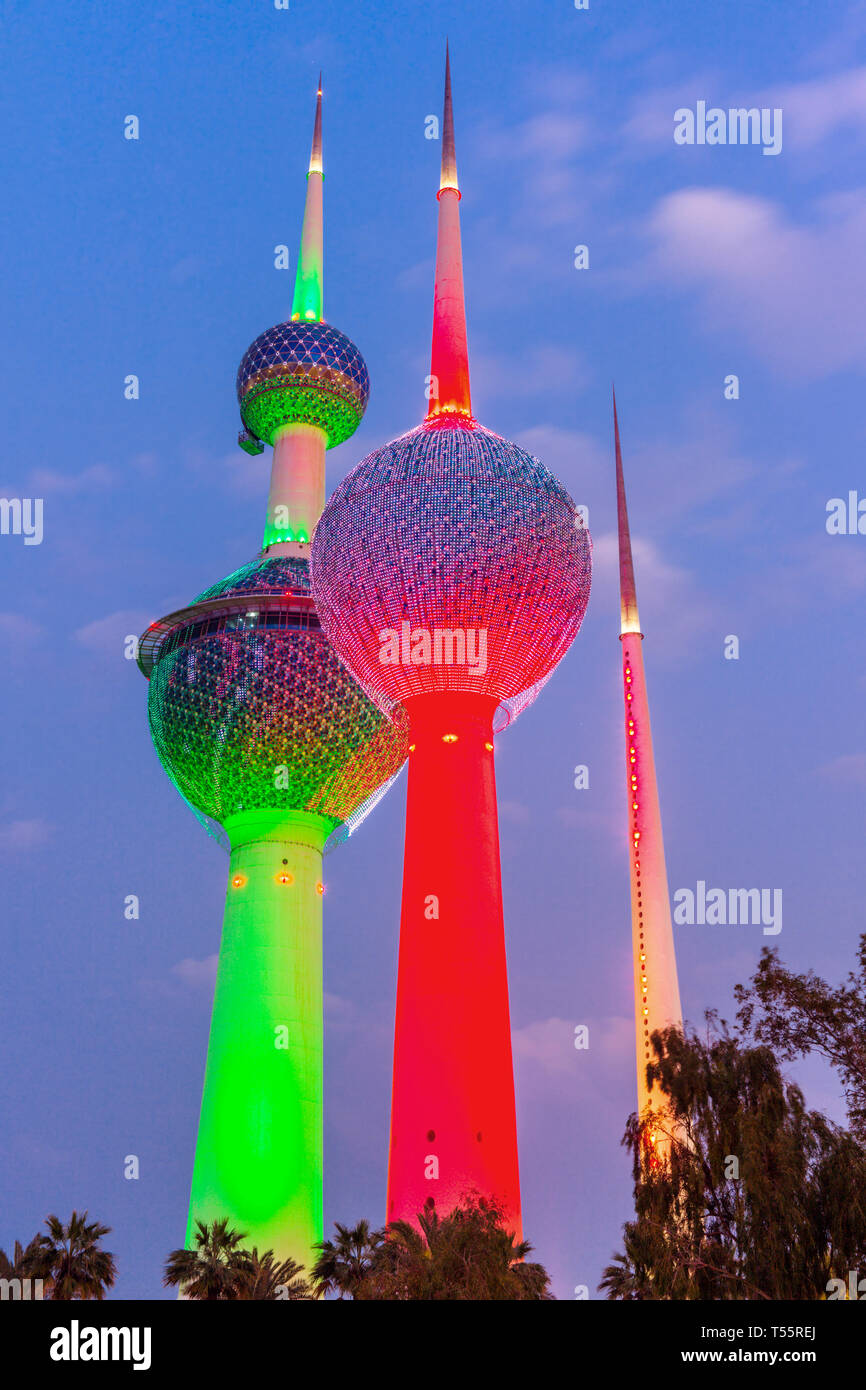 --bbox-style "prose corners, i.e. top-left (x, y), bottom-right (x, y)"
top-left (426, 42), bottom-right (472, 423)
top-left (614, 386), bottom-right (641, 635)
top-left (291, 78), bottom-right (324, 324)
top-left (614, 394), bottom-right (683, 1160)
top-left (440, 41), bottom-right (458, 192)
